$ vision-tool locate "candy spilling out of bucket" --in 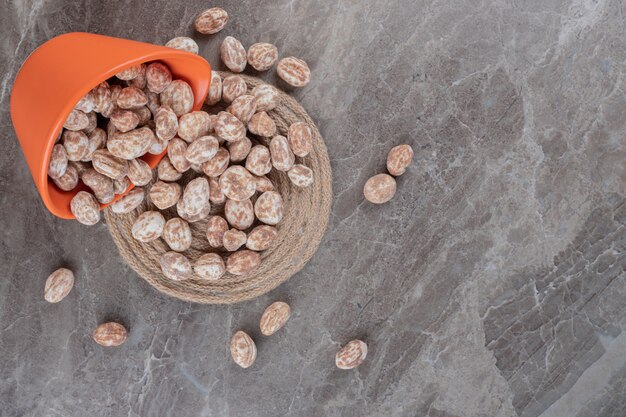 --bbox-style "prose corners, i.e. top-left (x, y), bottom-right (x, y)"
top-left (10, 32), bottom-right (211, 219)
